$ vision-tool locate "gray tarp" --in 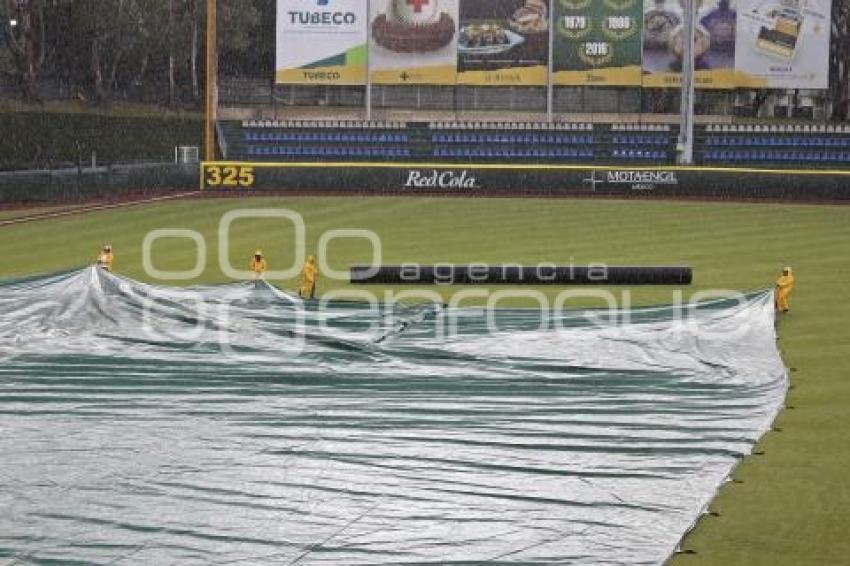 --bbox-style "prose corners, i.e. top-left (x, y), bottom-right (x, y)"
top-left (0, 268), bottom-right (788, 564)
